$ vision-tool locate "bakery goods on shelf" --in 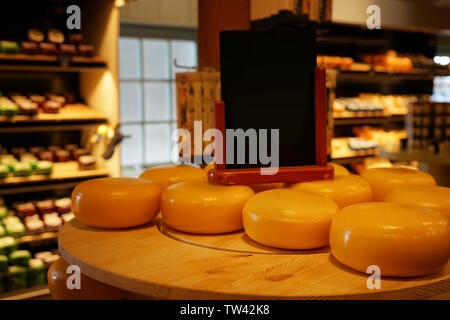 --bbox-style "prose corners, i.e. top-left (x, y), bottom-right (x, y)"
top-left (243, 189), bottom-right (338, 249)
top-left (361, 167), bottom-right (436, 201)
top-left (330, 202), bottom-right (449, 277)
top-left (72, 178), bottom-right (162, 229)
top-left (161, 181), bottom-right (254, 234)
top-left (353, 126), bottom-right (406, 153)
